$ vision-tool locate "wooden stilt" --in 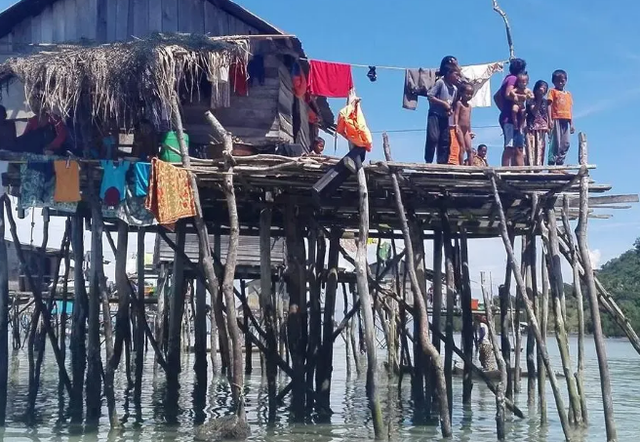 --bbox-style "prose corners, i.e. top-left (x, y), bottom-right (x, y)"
top-left (316, 230), bottom-right (341, 418)
top-left (481, 272), bottom-right (508, 440)
top-left (194, 274), bottom-right (207, 384)
top-left (383, 134), bottom-right (451, 437)
top-left (538, 249), bottom-right (549, 422)
top-left (306, 229), bottom-right (324, 411)
top-left (514, 239), bottom-right (523, 395)
top-left (134, 229), bottom-right (146, 402)
top-left (429, 230), bottom-right (443, 413)
top-left (284, 203), bottom-right (307, 422)
top-left (489, 174), bottom-right (571, 441)
top-left (354, 157), bottom-right (384, 440)
top-left (58, 218), bottom-right (72, 413)
top-left (343, 282), bottom-right (352, 379)
top-left (241, 280), bottom-right (253, 376)
top-left (70, 215), bottom-right (87, 422)
top-left (561, 198), bottom-right (588, 424)
top-left (442, 222), bottom-right (455, 423)
top-left (167, 220), bottom-right (187, 385)
top-left (541, 207), bottom-right (582, 425)
top-left (111, 221), bottom-right (132, 387)
top-left (408, 219), bottom-right (425, 407)
top-left (575, 134), bottom-right (616, 441)
top-left (460, 230), bottom-right (474, 405)
top-left (0, 199), bottom-right (8, 426)
top-left (525, 197), bottom-right (538, 408)
top-left (501, 229), bottom-right (515, 400)
top-left (85, 203), bottom-right (103, 424)
top-left (259, 206), bottom-right (278, 424)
